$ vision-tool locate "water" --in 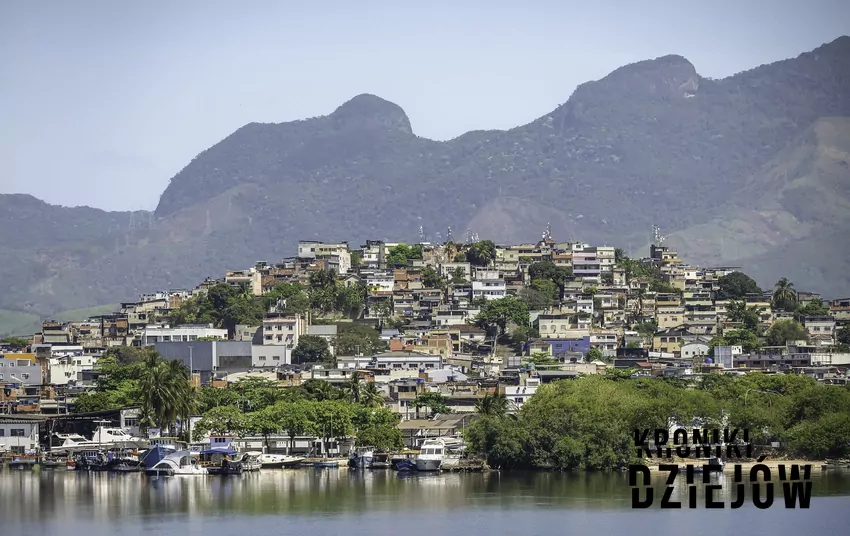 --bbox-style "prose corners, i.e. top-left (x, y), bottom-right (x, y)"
top-left (2, 468), bottom-right (850, 535)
